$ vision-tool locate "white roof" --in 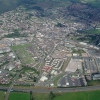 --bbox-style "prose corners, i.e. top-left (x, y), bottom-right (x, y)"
top-left (66, 83), bottom-right (69, 85)
top-left (65, 59), bottom-right (82, 72)
top-left (0, 71), bottom-right (1, 73)
top-left (51, 70), bottom-right (55, 74)
top-left (73, 53), bottom-right (78, 56)
top-left (40, 76), bottom-right (48, 82)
